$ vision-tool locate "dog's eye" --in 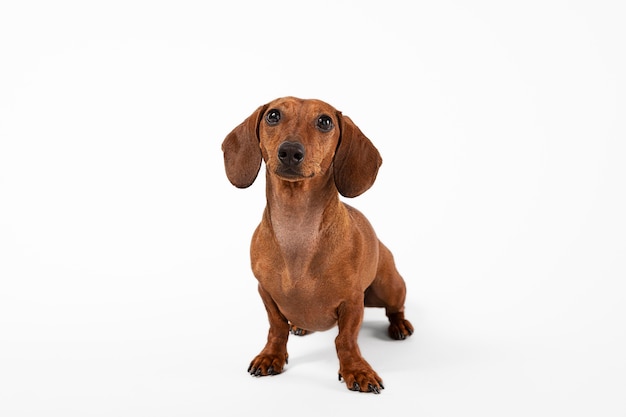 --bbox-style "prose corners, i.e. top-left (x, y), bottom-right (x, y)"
top-left (316, 115), bottom-right (334, 132)
top-left (266, 109), bottom-right (281, 125)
